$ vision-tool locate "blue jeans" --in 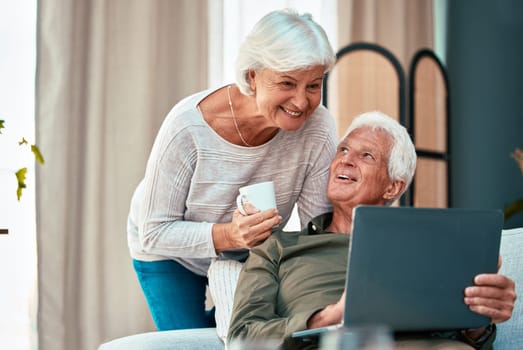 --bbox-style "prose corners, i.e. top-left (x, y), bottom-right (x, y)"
top-left (133, 259), bottom-right (216, 331)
